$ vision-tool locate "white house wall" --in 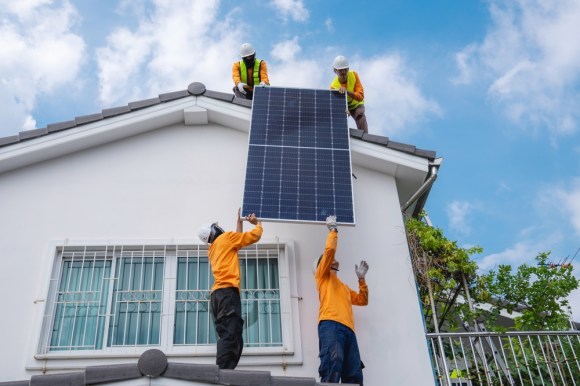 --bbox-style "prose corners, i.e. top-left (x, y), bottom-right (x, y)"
top-left (0, 120), bottom-right (435, 385)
